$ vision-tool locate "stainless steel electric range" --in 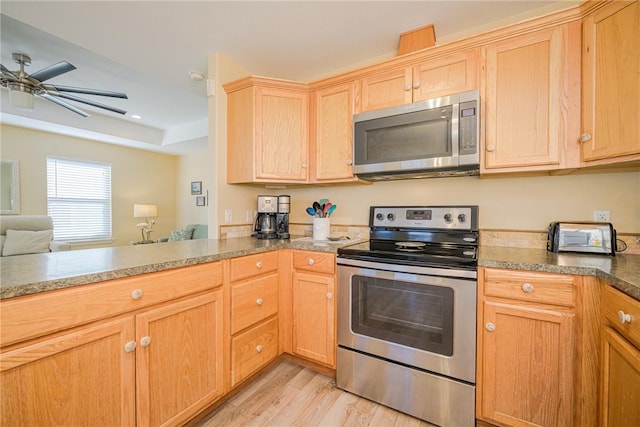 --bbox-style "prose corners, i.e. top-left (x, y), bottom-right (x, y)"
top-left (336, 205), bottom-right (479, 427)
